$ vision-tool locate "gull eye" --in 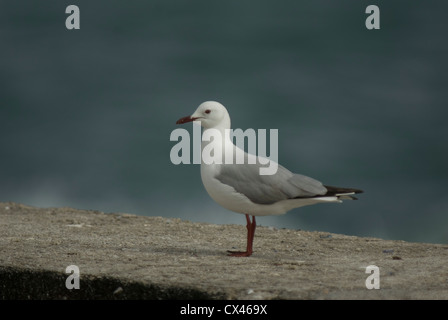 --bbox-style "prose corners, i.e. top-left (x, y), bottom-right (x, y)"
top-left (205, 109), bottom-right (211, 114)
